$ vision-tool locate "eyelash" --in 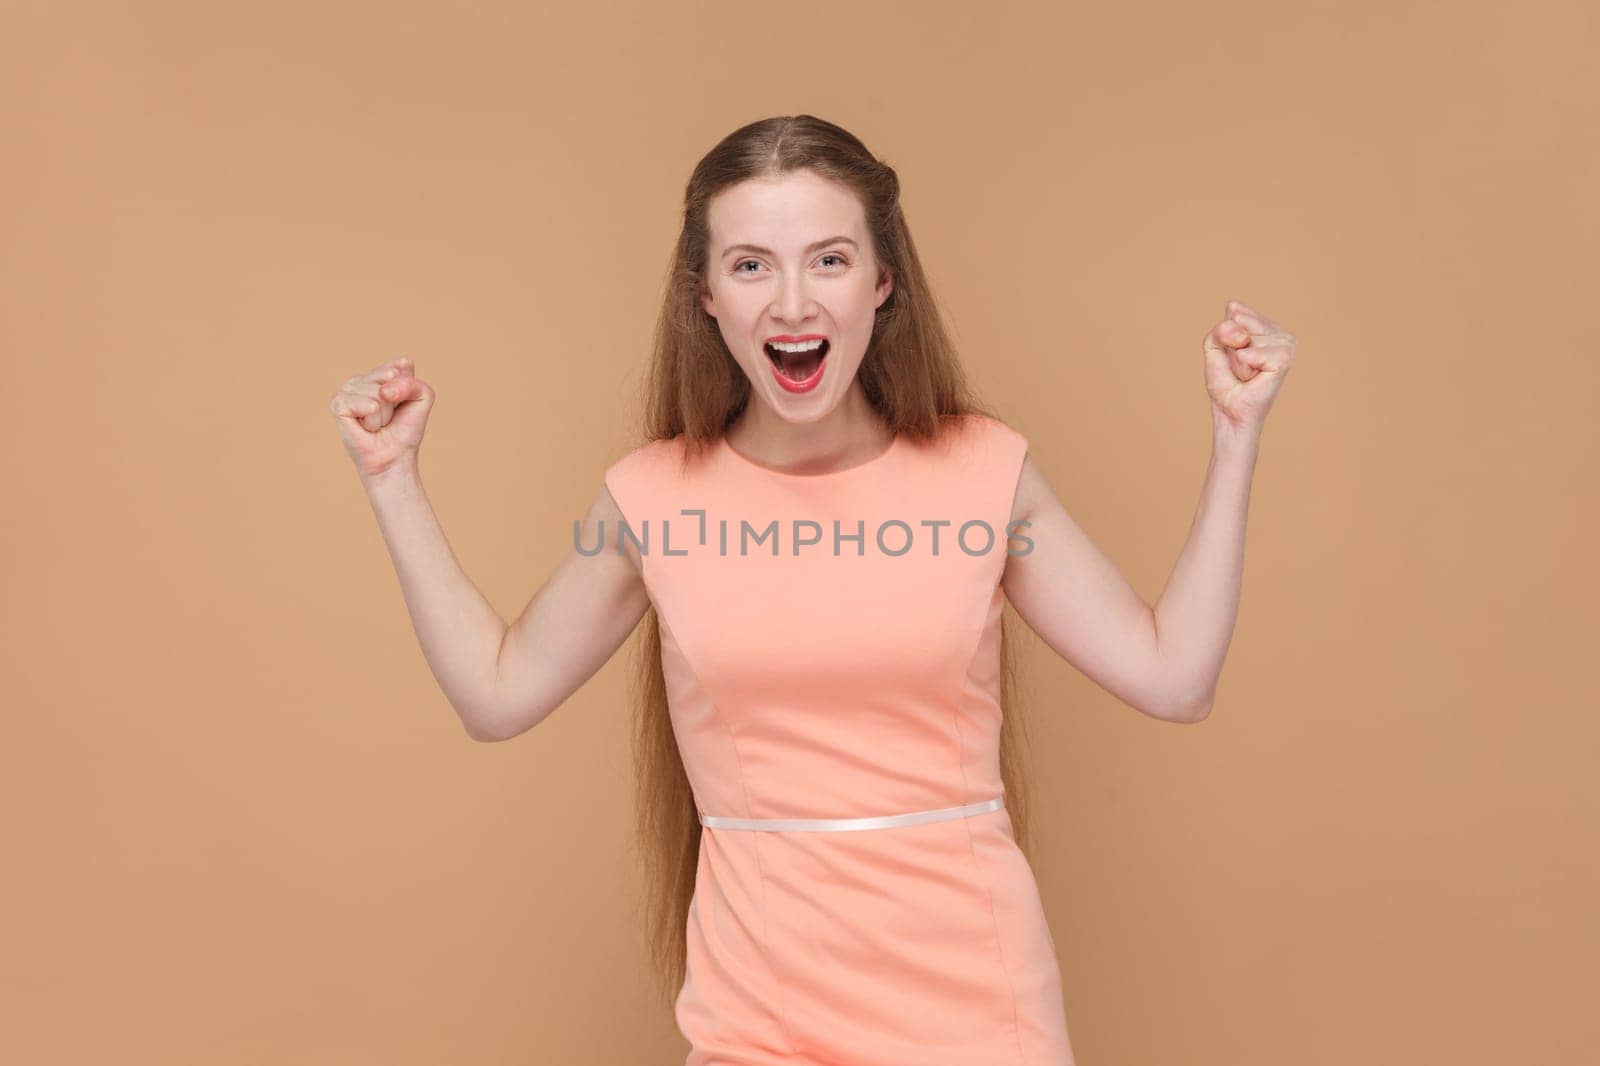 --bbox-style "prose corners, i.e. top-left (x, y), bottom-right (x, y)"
top-left (733, 253), bottom-right (849, 274)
